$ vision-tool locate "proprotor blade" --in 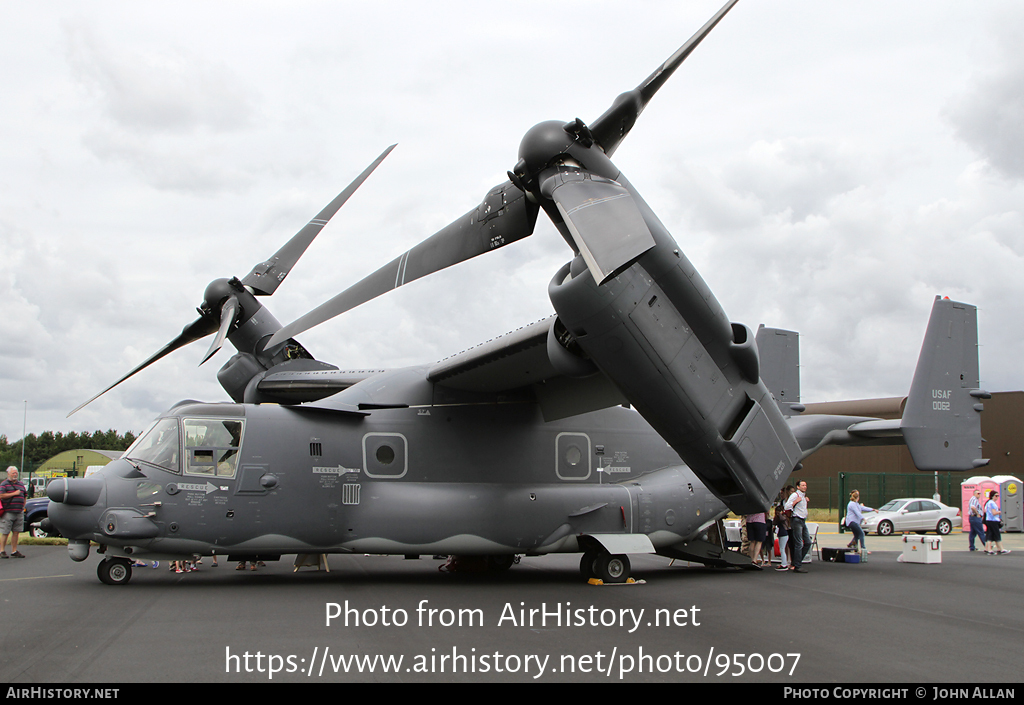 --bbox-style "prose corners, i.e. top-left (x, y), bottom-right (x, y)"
top-left (267, 180), bottom-right (539, 348)
top-left (241, 144), bottom-right (396, 296)
top-left (199, 294), bottom-right (239, 365)
top-left (590, 0), bottom-right (740, 157)
top-left (68, 316), bottom-right (218, 417)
